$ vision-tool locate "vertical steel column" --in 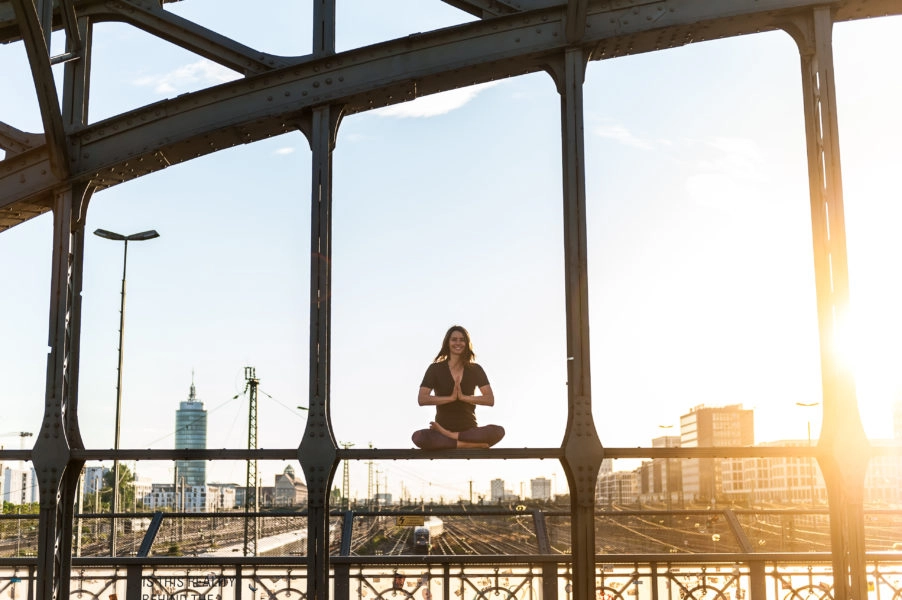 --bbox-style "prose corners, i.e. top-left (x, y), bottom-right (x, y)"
top-left (302, 3), bottom-right (338, 597)
top-left (313, 0), bottom-right (336, 56)
top-left (60, 14), bottom-right (91, 130)
top-left (748, 561), bottom-right (766, 600)
top-left (334, 511), bottom-right (354, 600)
top-left (785, 7), bottom-right (869, 599)
top-left (300, 104), bottom-right (341, 600)
top-left (554, 47), bottom-right (604, 600)
top-left (33, 185), bottom-right (90, 600)
top-left (534, 509), bottom-right (557, 600)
